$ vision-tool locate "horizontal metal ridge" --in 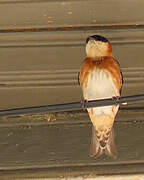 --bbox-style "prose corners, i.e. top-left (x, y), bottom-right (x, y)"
top-left (0, 67), bottom-right (143, 88)
top-left (0, 29), bottom-right (144, 47)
